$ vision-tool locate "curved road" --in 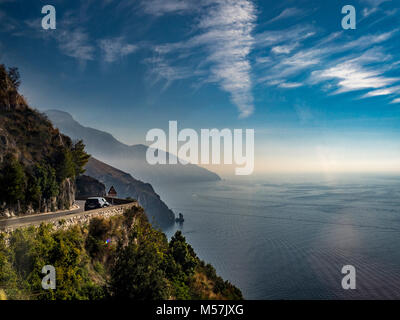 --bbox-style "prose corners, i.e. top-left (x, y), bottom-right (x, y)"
top-left (0, 201), bottom-right (86, 230)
